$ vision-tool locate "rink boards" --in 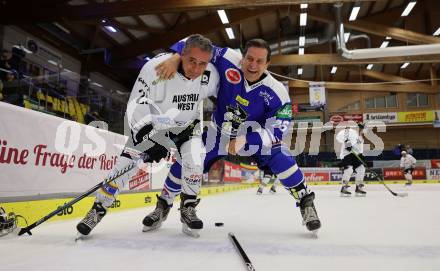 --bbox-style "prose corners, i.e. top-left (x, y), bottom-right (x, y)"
top-left (0, 183), bottom-right (256, 228)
